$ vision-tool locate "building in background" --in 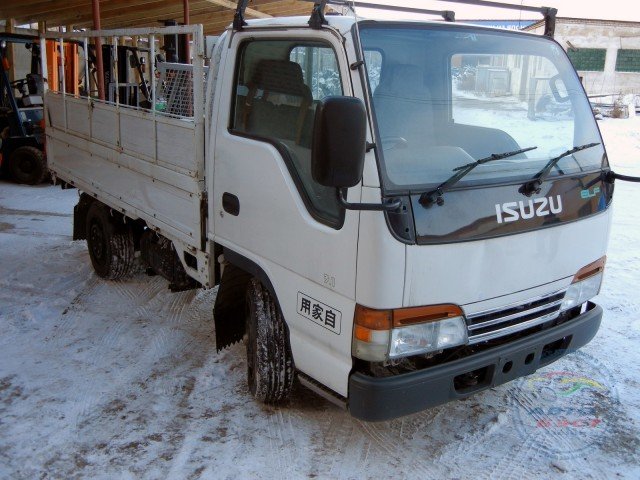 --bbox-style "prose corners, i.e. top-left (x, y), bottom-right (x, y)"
top-left (525, 18), bottom-right (640, 97)
top-left (464, 19), bottom-right (537, 31)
